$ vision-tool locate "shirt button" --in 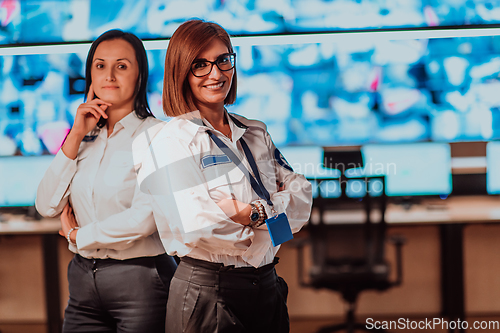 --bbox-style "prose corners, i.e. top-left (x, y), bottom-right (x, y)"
top-left (248, 255), bottom-right (253, 260)
top-left (252, 280), bottom-right (259, 286)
